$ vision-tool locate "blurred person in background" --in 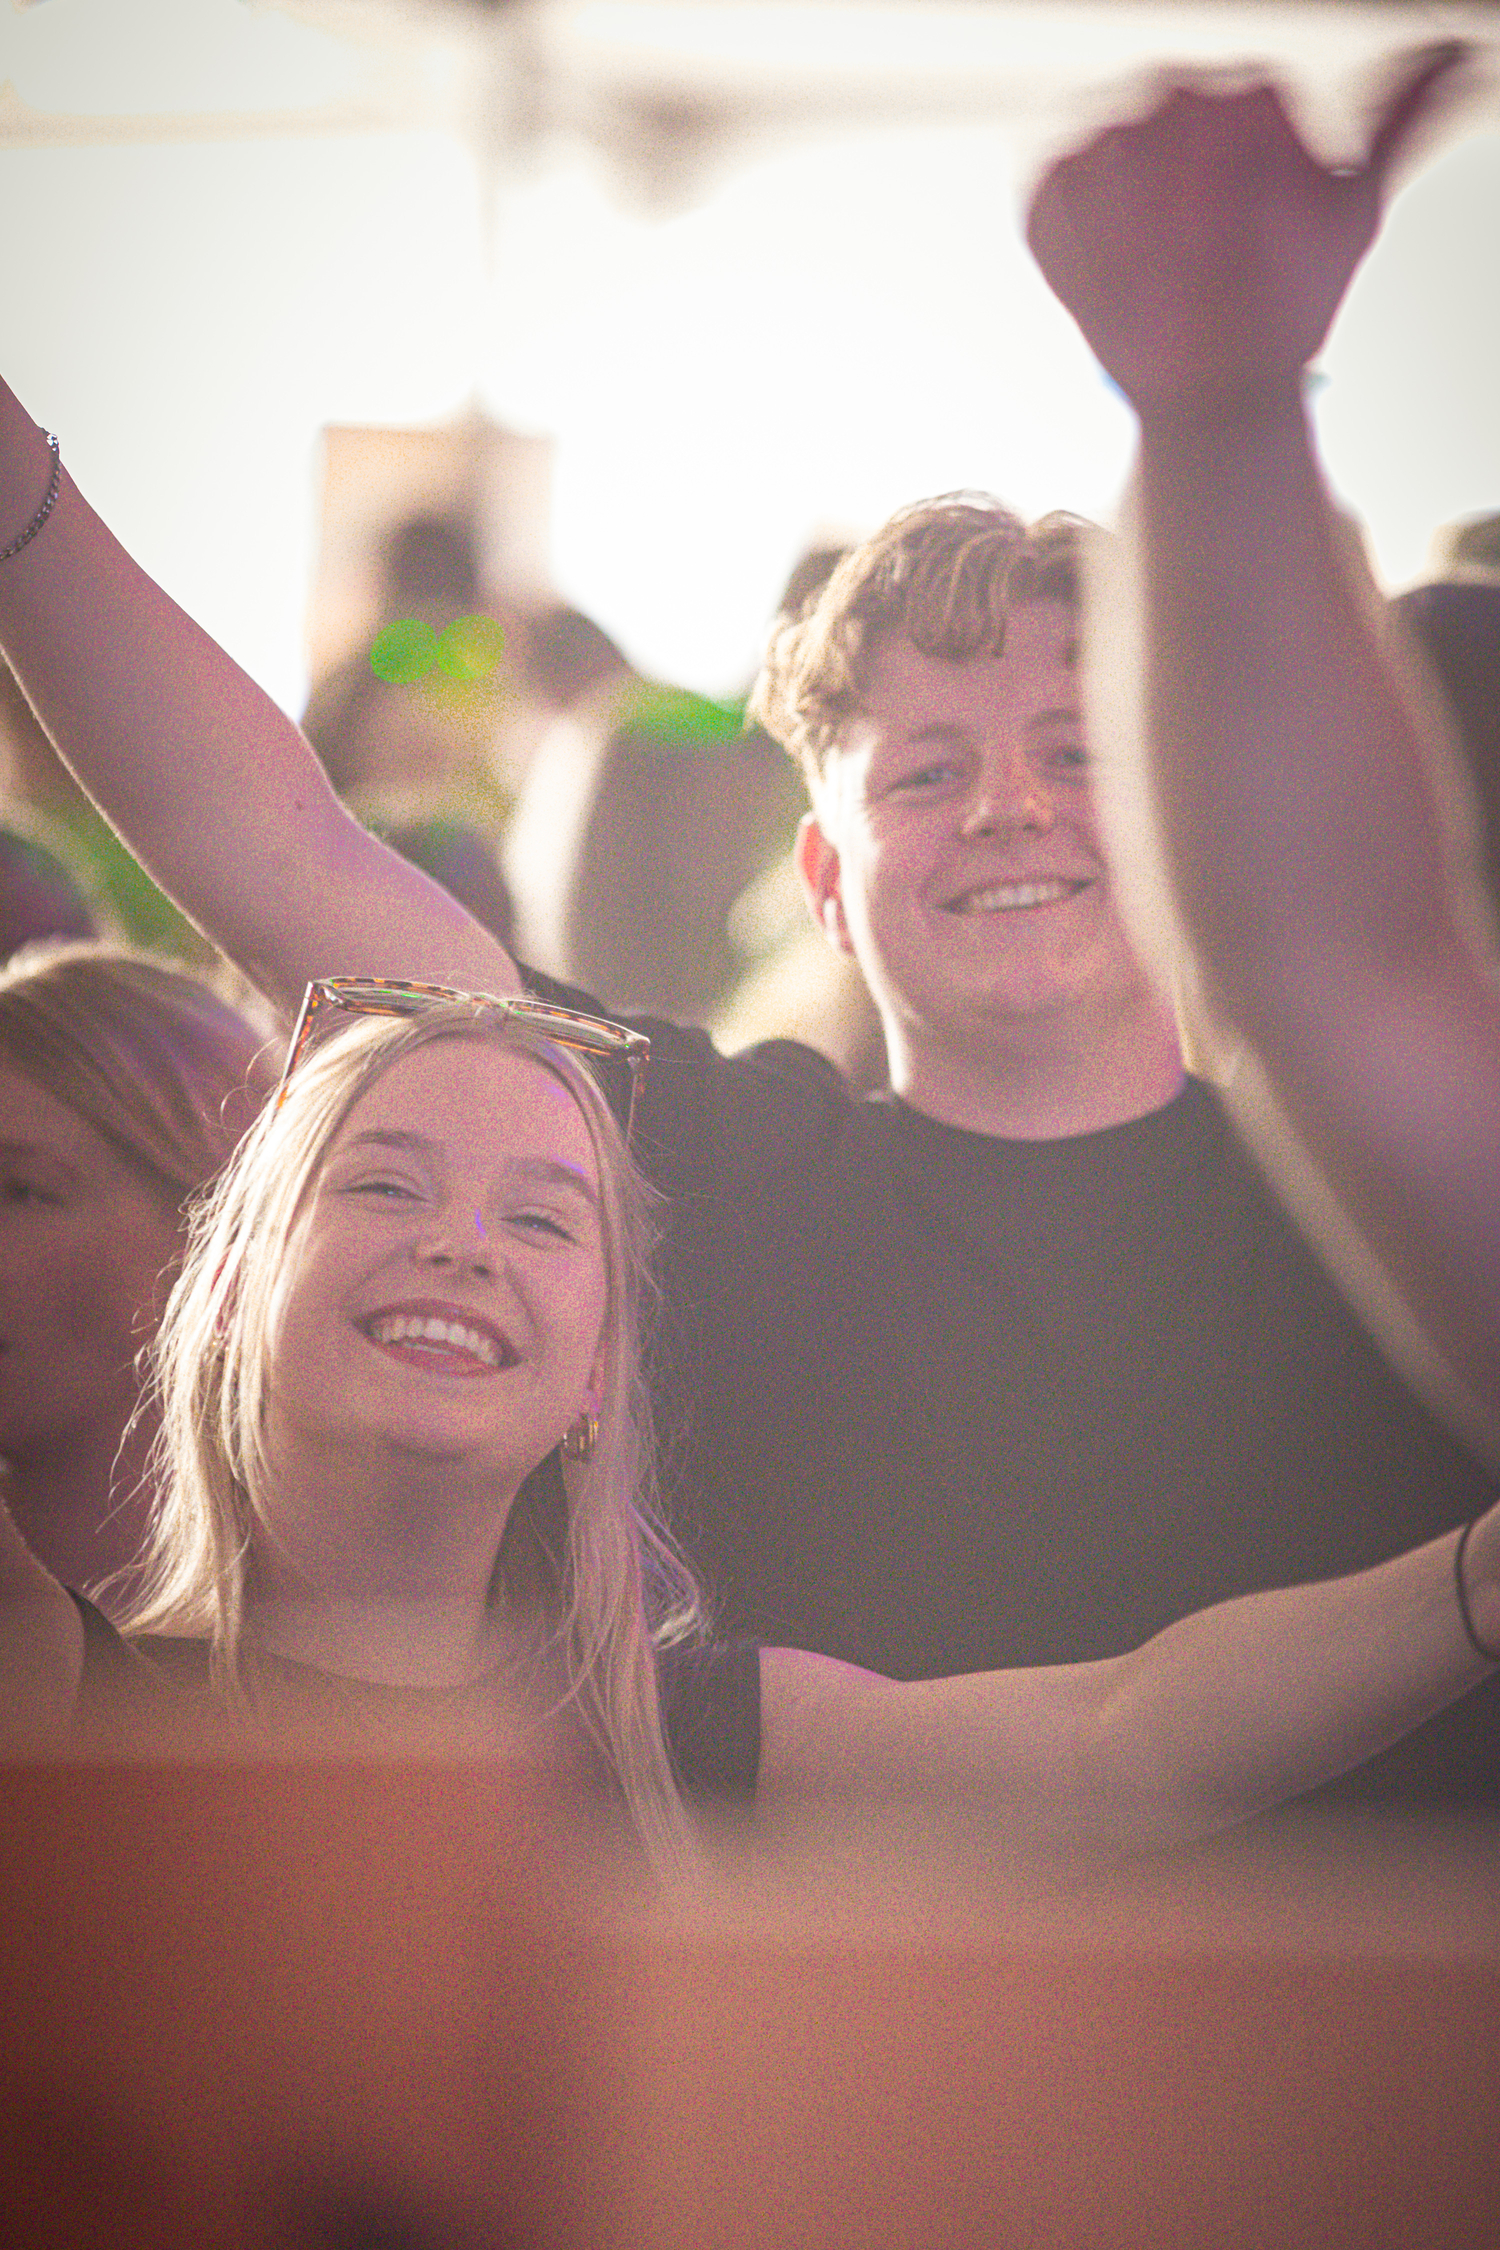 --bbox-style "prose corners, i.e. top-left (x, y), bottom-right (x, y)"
top-left (302, 509), bottom-right (519, 949)
top-left (1392, 579), bottom-right (1500, 903)
top-left (504, 601), bottom-right (792, 1021)
top-left (1026, 46), bottom-right (1500, 1429)
top-left (301, 511), bottom-right (514, 820)
top-left (0, 45), bottom-right (1494, 1813)
top-left (0, 943), bottom-right (270, 1611)
top-left (710, 539), bottom-right (890, 1091)
top-left (0, 808), bottom-right (100, 960)
top-left (1431, 511), bottom-right (1500, 579)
